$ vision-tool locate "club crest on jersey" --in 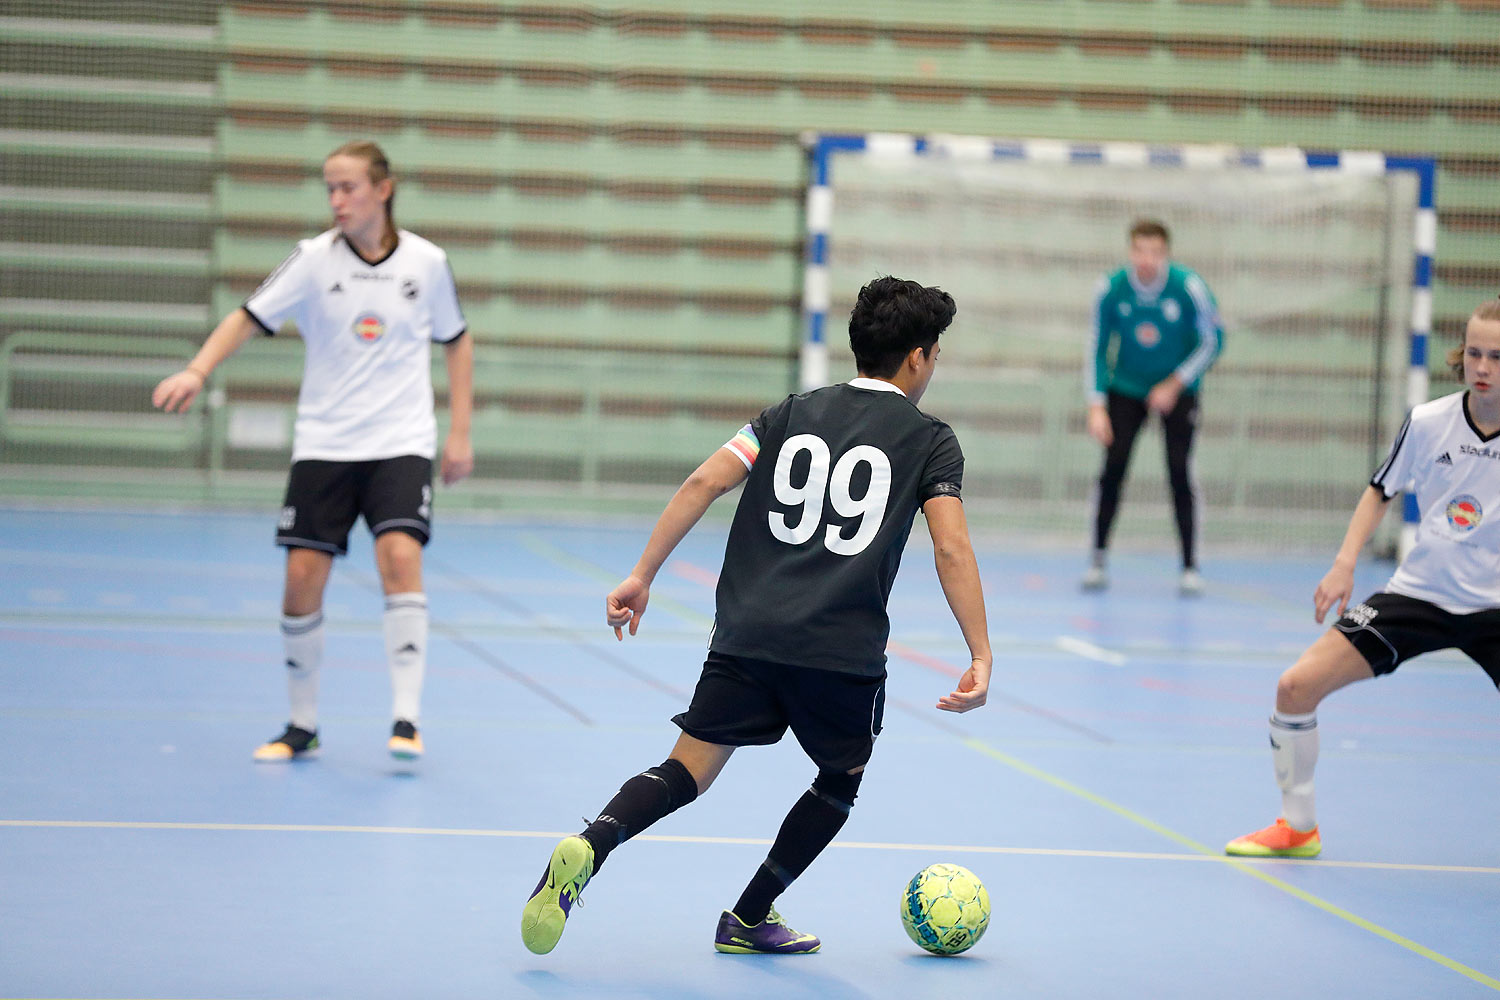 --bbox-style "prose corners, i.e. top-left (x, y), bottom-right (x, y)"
top-left (1446, 494), bottom-right (1482, 532)
top-left (1134, 322), bottom-right (1161, 348)
top-left (353, 312), bottom-right (386, 343)
top-left (1161, 298), bottom-right (1181, 323)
